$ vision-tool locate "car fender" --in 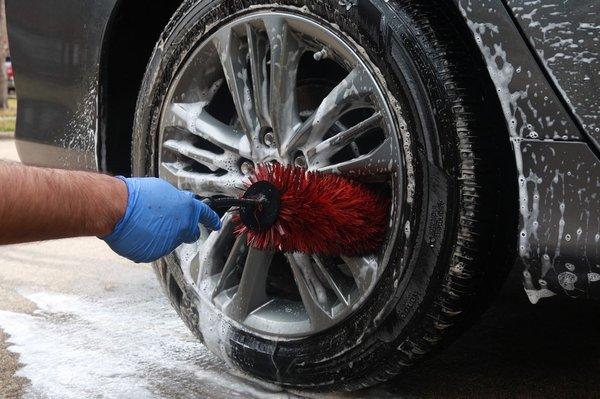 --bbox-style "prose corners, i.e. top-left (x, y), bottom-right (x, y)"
top-left (455, 0), bottom-right (600, 301)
